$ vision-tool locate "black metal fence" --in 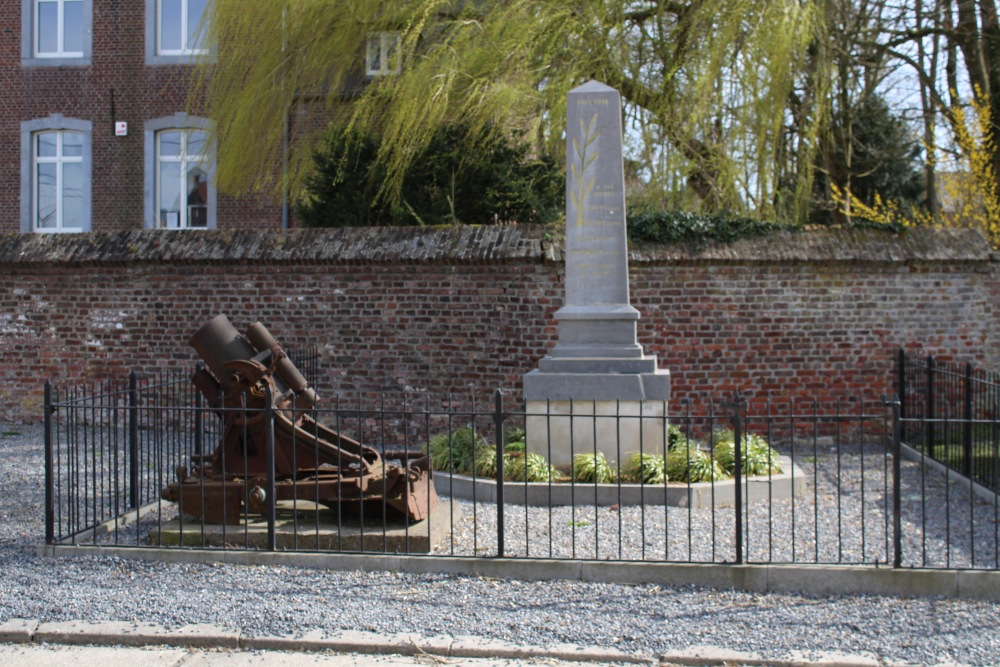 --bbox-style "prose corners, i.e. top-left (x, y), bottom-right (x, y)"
top-left (43, 366), bottom-right (1000, 571)
top-left (897, 349), bottom-right (1000, 493)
